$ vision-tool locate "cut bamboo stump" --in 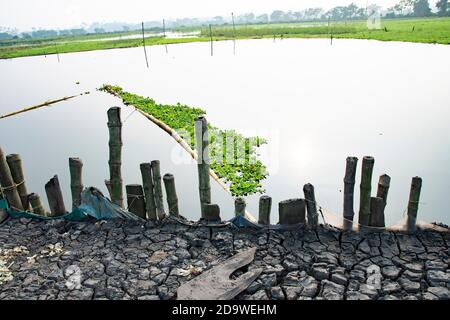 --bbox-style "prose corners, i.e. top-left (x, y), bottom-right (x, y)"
top-left (151, 160), bottom-right (165, 220)
top-left (406, 176), bottom-right (422, 234)
top-left (140, 163), bottom-right (157, 220)
top-left (28, 193), bottom-right (46, 216)
top-left (343, 156), bottom-right (358, 229)
top-left (358, 156), bottom-right (375, 226)
top-left (303, 183), bottom-right (319, 226)
top-left (369, 196), bottom-right (386, 229)
top-left (235, 197), bottom-right (246, 217)
top-left (45, 175), bottom-right (66, 216)
top-left (6, 154), bottom-right (29, 210)
top-left (69, 157), bottom-right (83, 210)
top-left (0, 147), bottom-right (23, 211)
top-left (279, 199), bottom-right (306, 225)
top-left (163, 173), bottom-right (179, 216)
top-left (107, 107), bottom-right (124, 208)
top-left (377, 174), bottom-right (391, 204)
top-left (204, 204), bottom-right (221, 222)
top-left (258, 195), bottom-right (272, 225)
top-left (126, 184), bottom-right (146, 219)
top-left (195, 116), bottom-right (211, 218)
